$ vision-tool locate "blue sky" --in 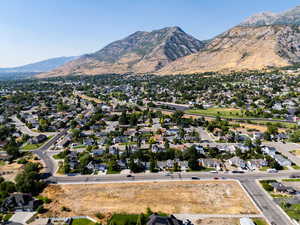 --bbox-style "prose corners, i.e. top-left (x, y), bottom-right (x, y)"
top-left (0, 0), bottom-right (298, 67)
